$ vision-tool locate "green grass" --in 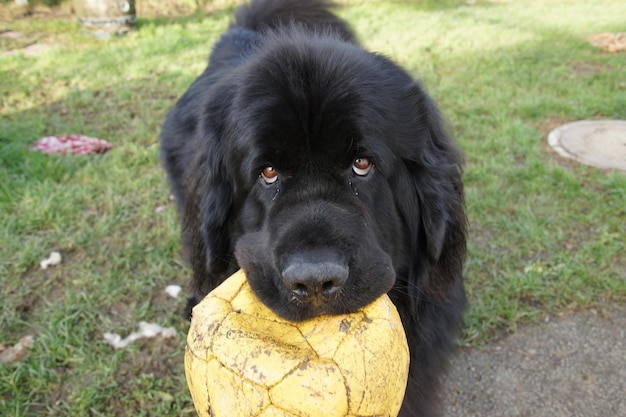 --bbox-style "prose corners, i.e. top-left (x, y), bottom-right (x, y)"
top-left (1, 0), bottom-right (625, 415)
